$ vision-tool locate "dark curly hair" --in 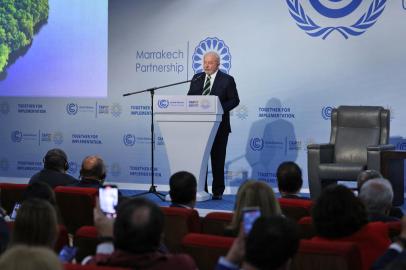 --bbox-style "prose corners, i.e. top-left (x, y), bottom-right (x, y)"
top-left (276, 161), bottom-right (303, 194)
top-left (312, 185), bottom-right (368, 238)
